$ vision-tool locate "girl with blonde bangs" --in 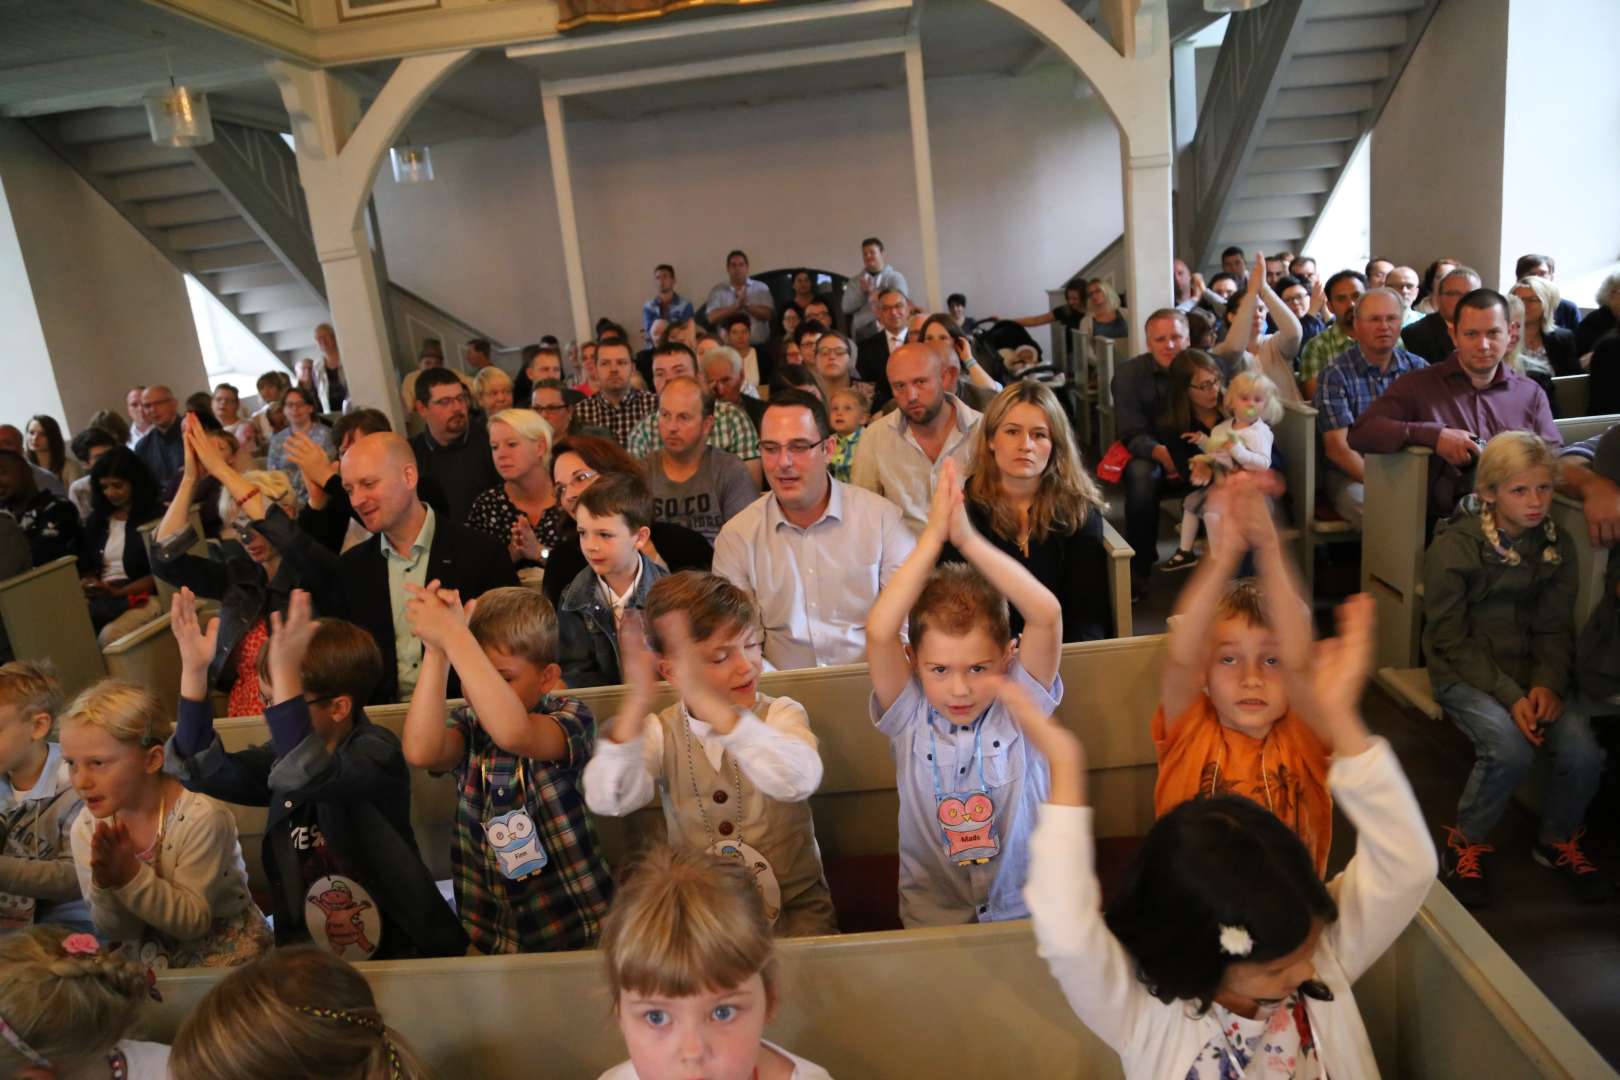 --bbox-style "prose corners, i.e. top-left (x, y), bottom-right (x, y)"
top-left (171, 946), bottom-right (432, 1080)
top-left (62, 680), bottom-right (270, 970)
top-left (952, 381), bottom-right (1112, 641)
top-left (599, 847), bottom-right (831, 1080)
top-left (1423, 431), bottom-right (1608, 907)
top-left (0, 925), bottom-right (170, 1078)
